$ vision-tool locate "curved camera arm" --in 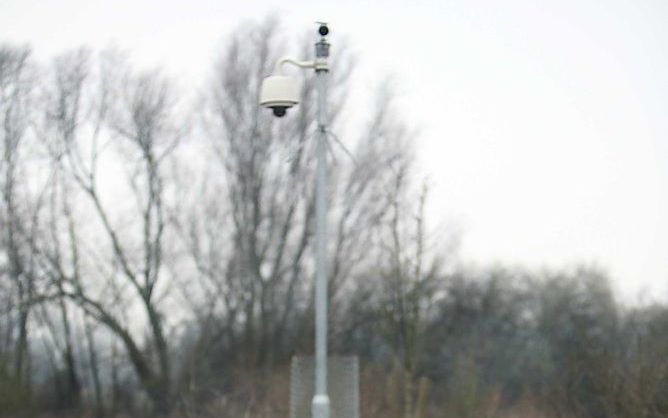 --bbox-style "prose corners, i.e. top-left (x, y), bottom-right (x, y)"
top-left (274, 57), bottom-right (315, 75)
